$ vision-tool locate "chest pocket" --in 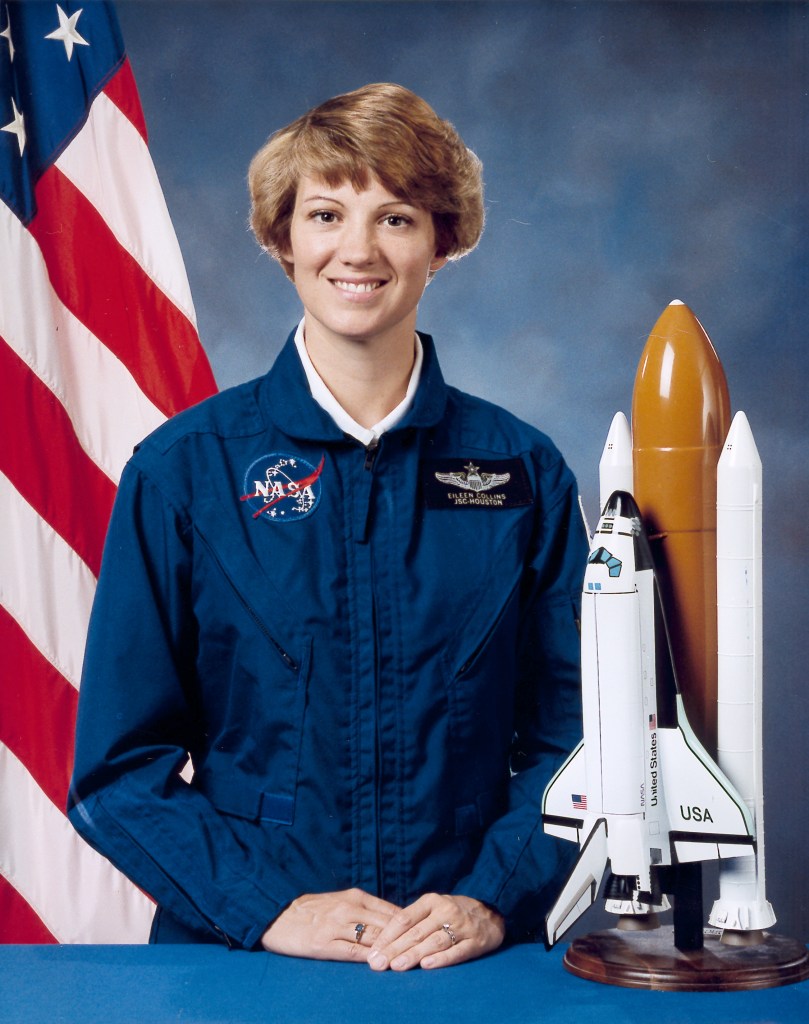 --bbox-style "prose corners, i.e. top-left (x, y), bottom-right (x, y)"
top-left (440, 538), bottom-right (524, 829)
top-left (190, 497), bottom-right (312, 827)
